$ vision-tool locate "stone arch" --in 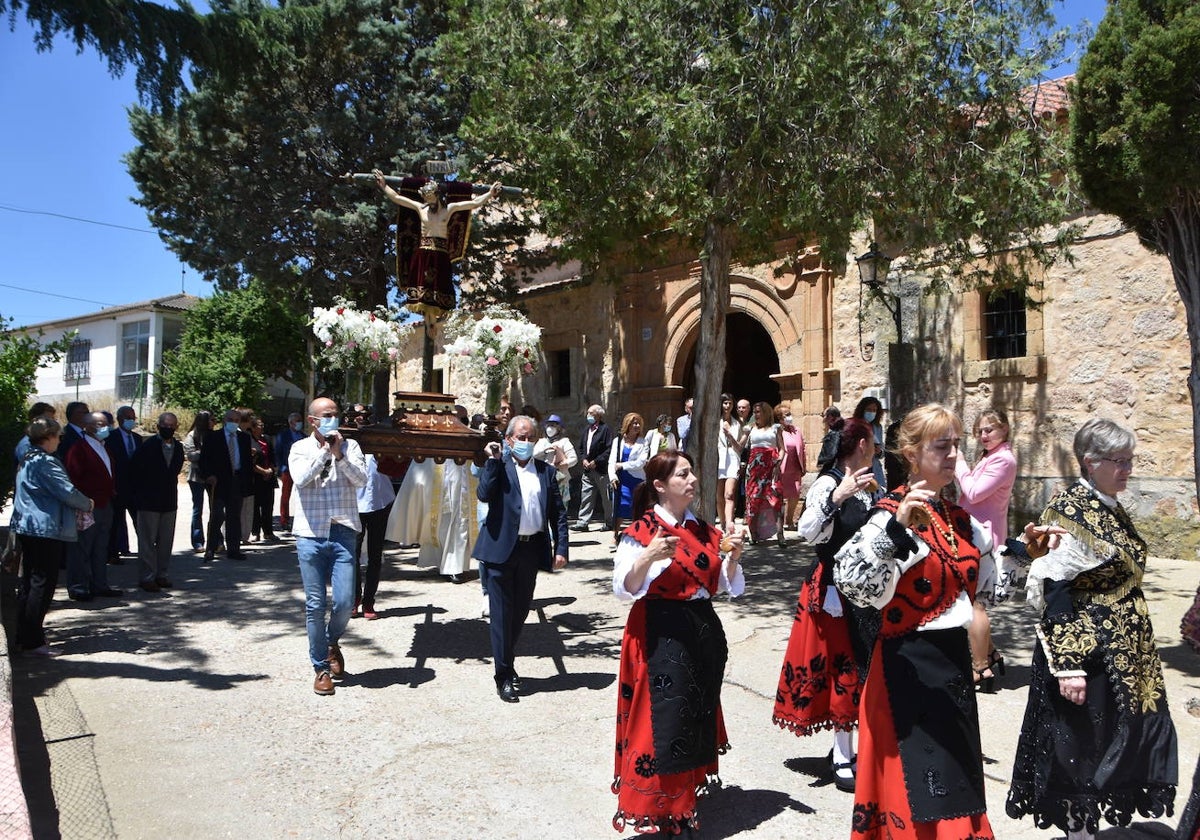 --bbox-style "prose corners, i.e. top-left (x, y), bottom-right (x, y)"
top-left (663, 272), bottom-right (801, 388)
